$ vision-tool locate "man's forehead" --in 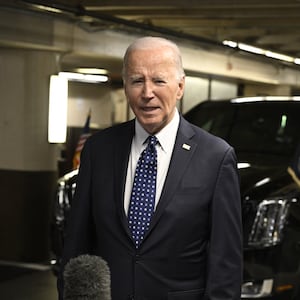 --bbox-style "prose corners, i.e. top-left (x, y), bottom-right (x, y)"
top-left (127, 52), bottom-right (175, 66)
top-left (128, 71), bottom-right (168, 78)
